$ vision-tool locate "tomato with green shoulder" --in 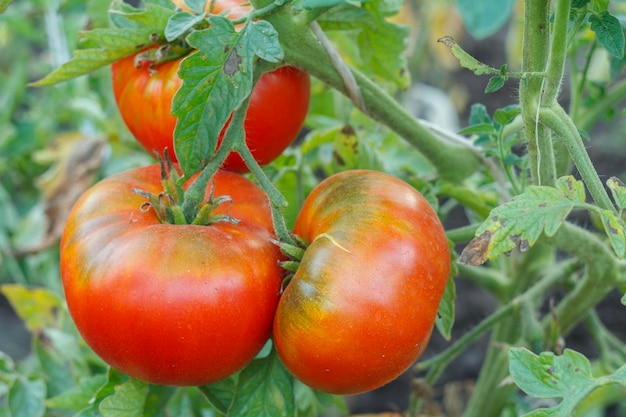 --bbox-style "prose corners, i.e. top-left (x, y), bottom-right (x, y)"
top-left (60, 164), bottom-right (284, 385)
top-left (273, 169), bottom-right (450, 395)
